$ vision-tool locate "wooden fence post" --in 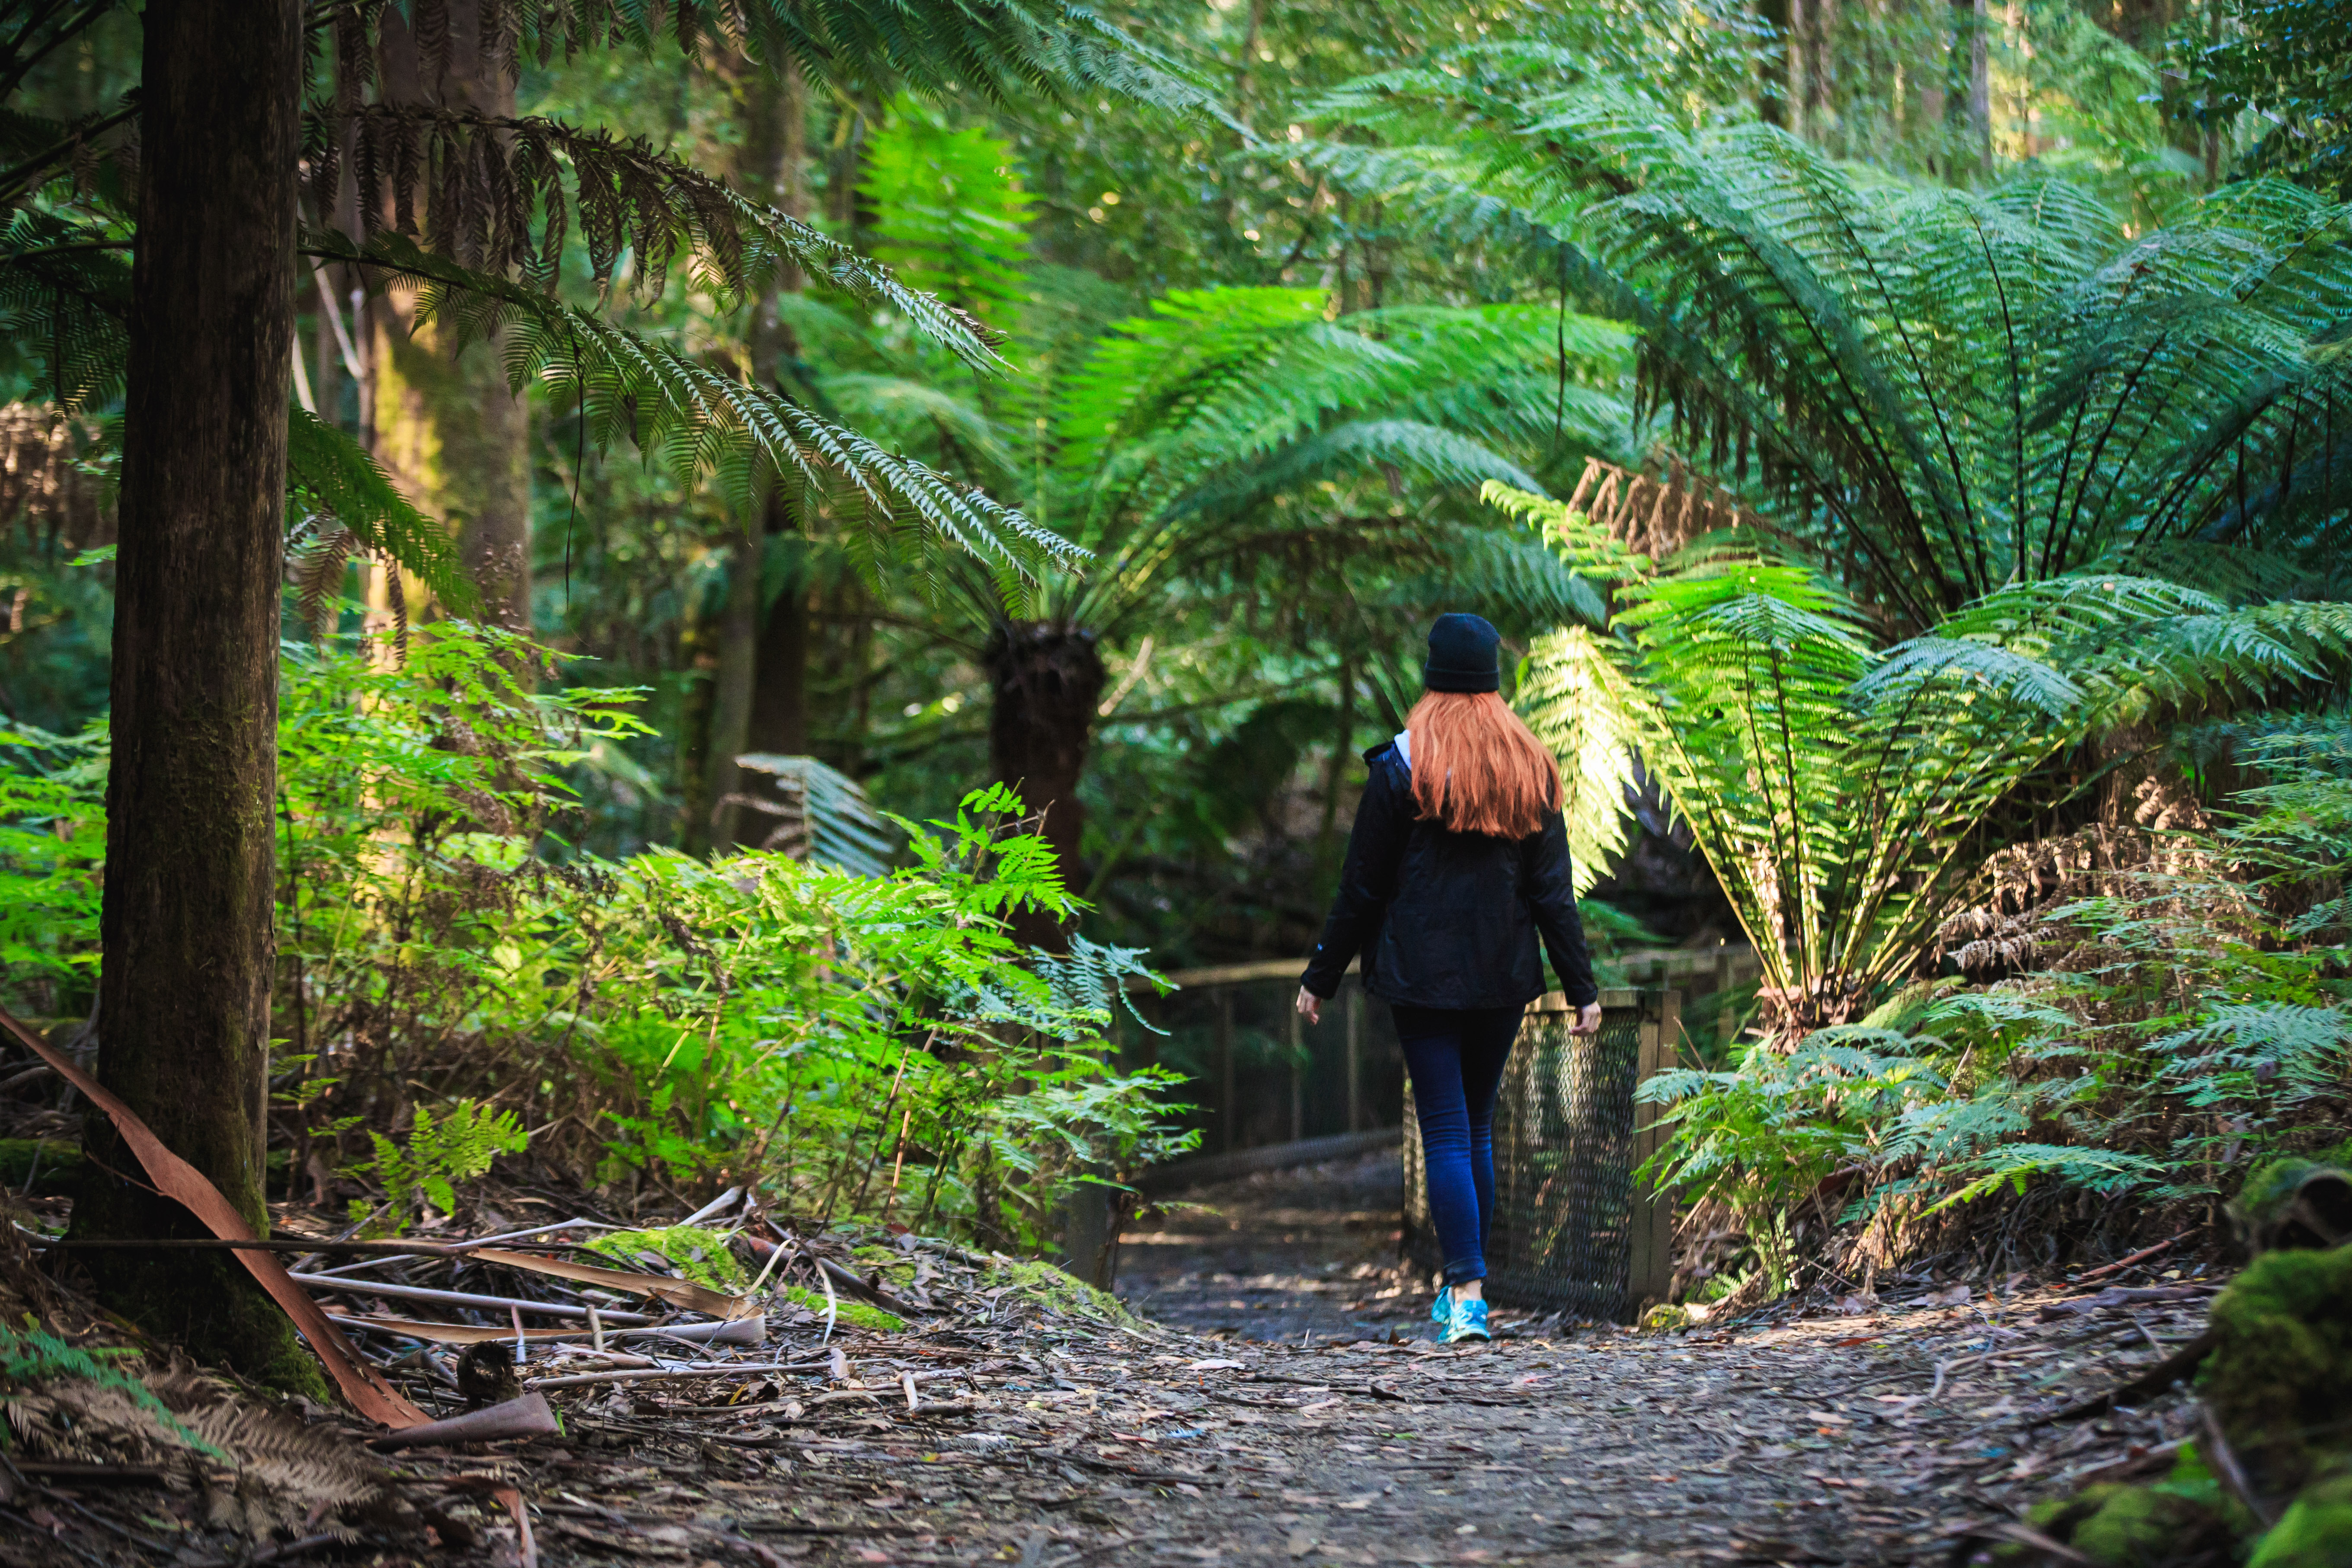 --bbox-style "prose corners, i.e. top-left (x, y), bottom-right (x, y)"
top-left (1628, 988), bottom-right (1681, 1316)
